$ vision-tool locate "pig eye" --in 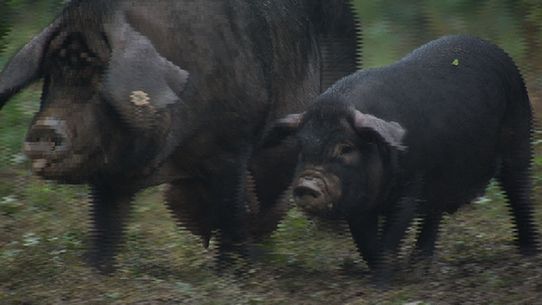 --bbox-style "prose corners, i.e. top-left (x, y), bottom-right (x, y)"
top-left (336, 143), bottom-right (356, 156)
top-left (54, 35), bottom-right (96, 69)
